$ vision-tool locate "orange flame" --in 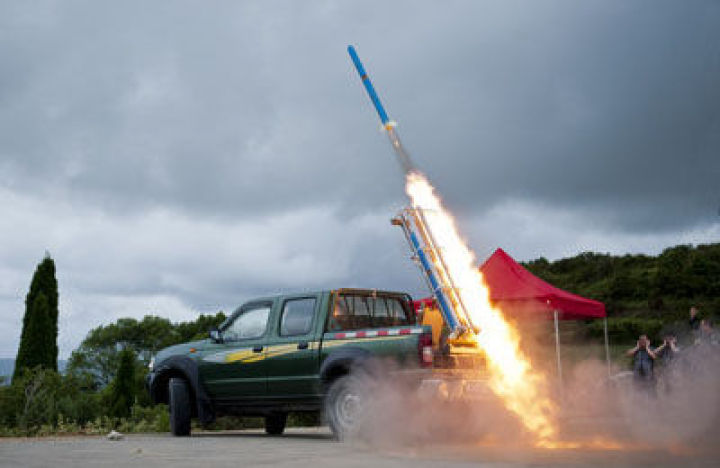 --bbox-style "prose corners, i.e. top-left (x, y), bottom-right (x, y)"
top-left (406, 172), bottom-right (557, 442)
top-left (536, 437), bottom-right (629, 450)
